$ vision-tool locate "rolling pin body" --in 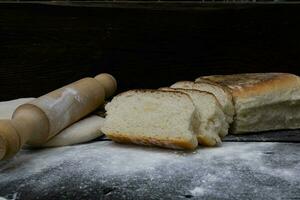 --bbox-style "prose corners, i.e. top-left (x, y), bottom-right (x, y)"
top-left (0, 74), bottom-right (116, 160)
